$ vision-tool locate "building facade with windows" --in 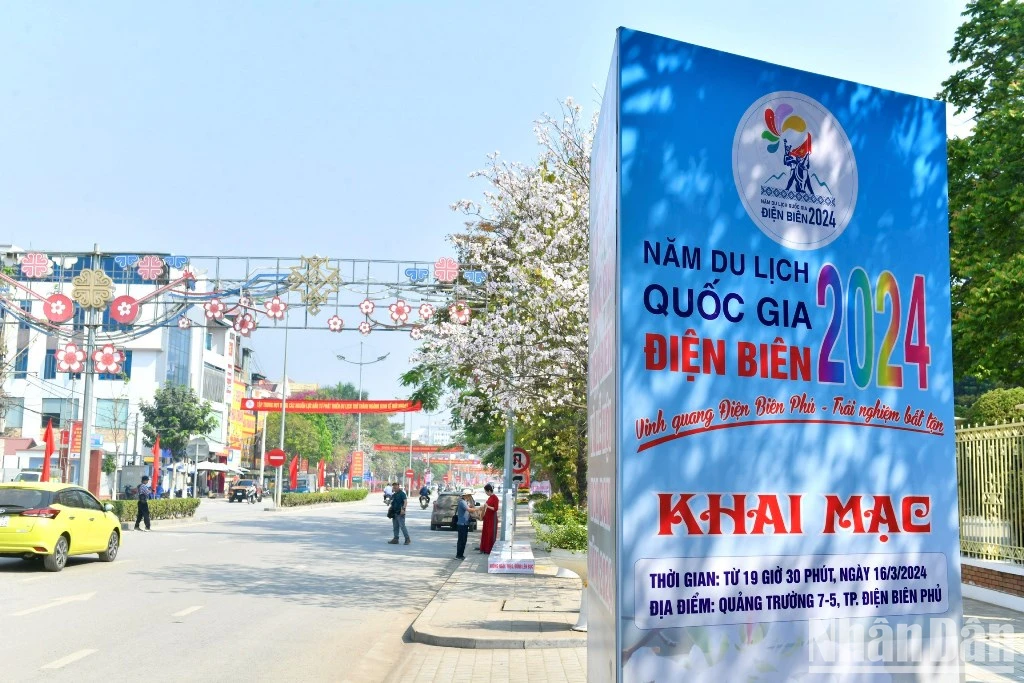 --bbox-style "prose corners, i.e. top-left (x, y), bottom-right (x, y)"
top-left (0, 255), bottom-right (255, 482)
